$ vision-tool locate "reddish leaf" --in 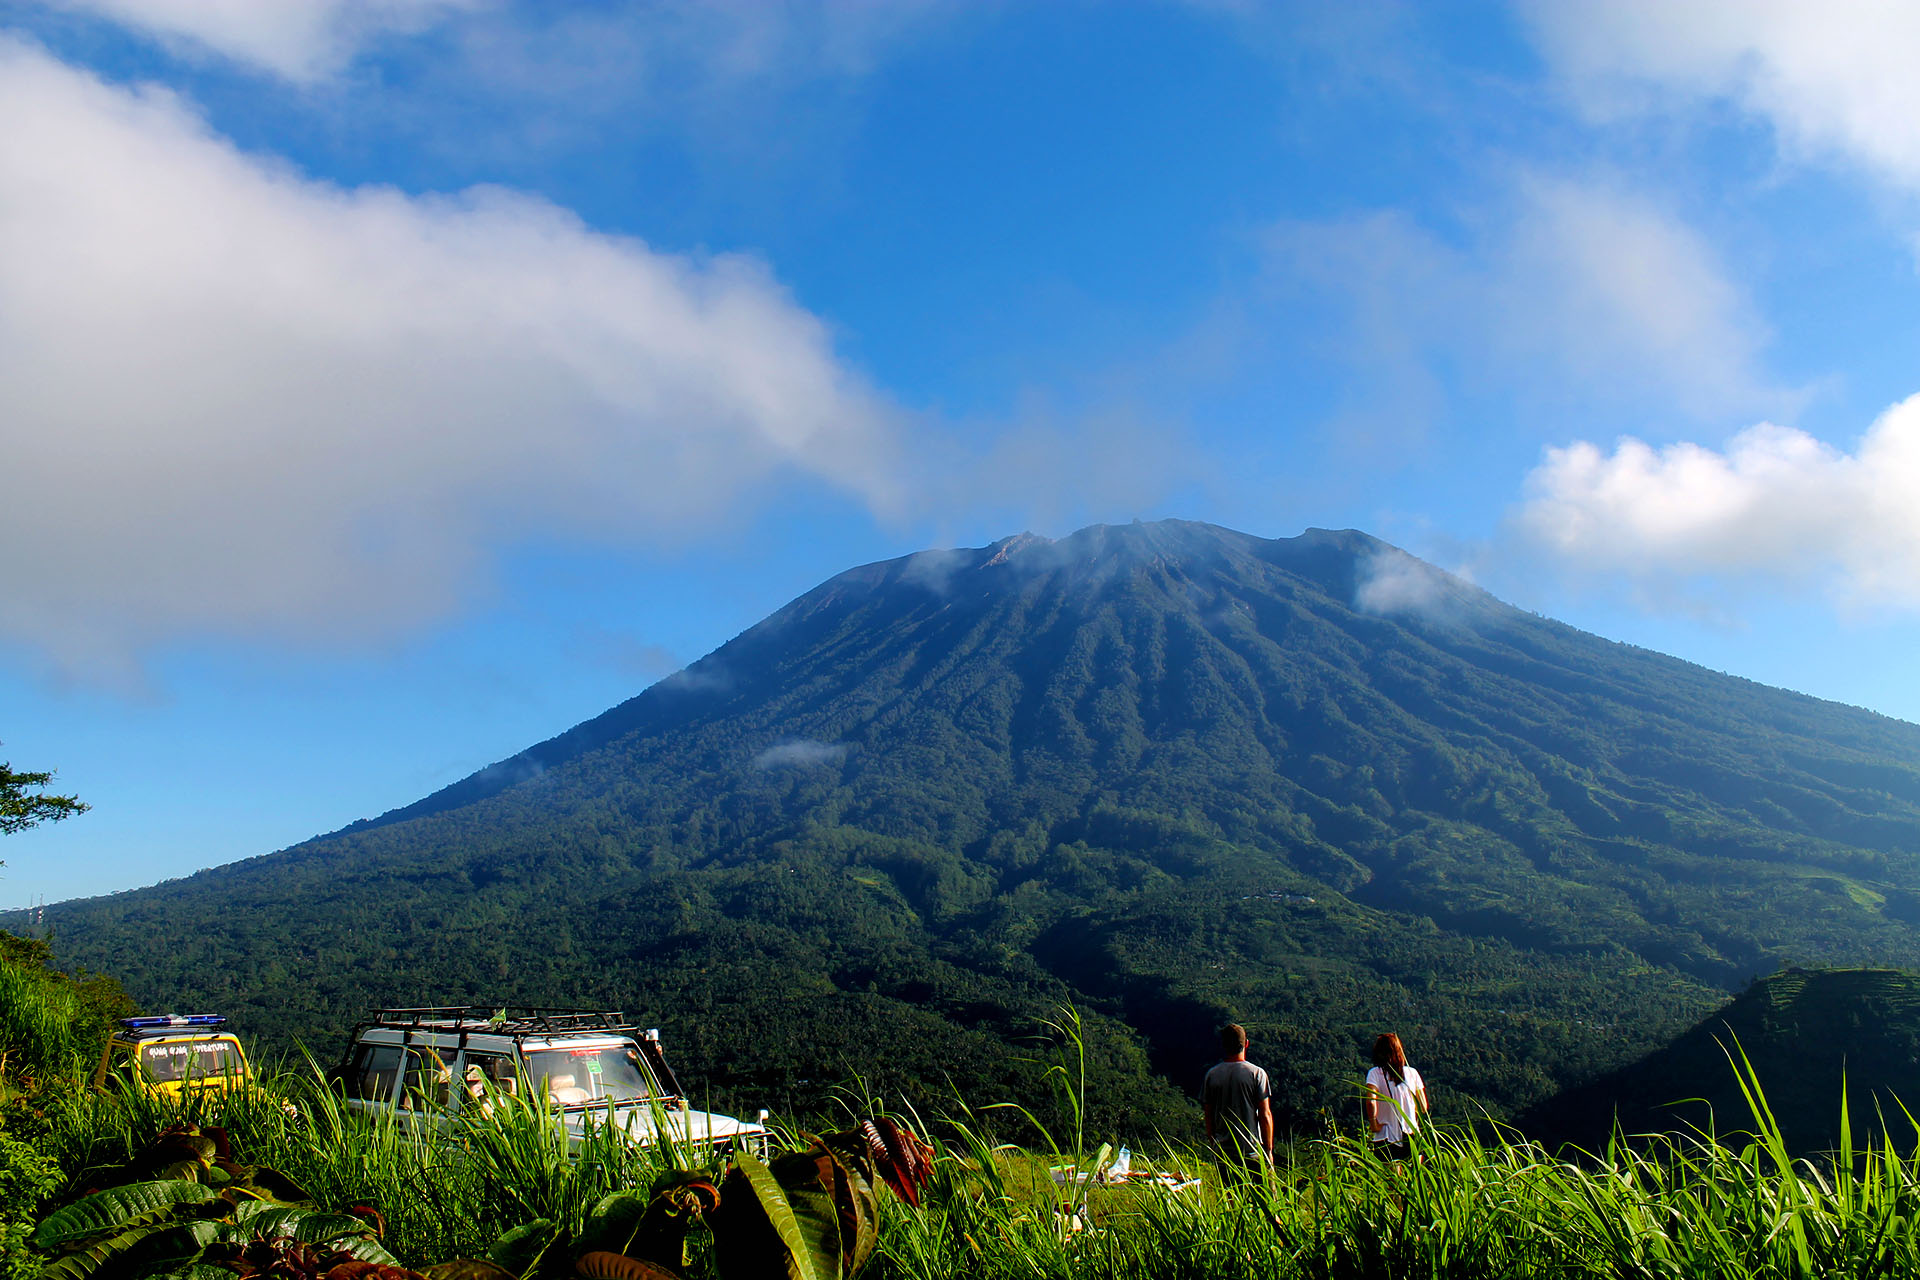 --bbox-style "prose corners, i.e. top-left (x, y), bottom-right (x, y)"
top-left (323, 1263), bottom-right (429, 1280)
top-left (345, 1203), bottom-right (388, 1240)
top-left (572, 1251), bottom-right (685, 1280)
top-left (866, 1118), bottom-right (935, 1208)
